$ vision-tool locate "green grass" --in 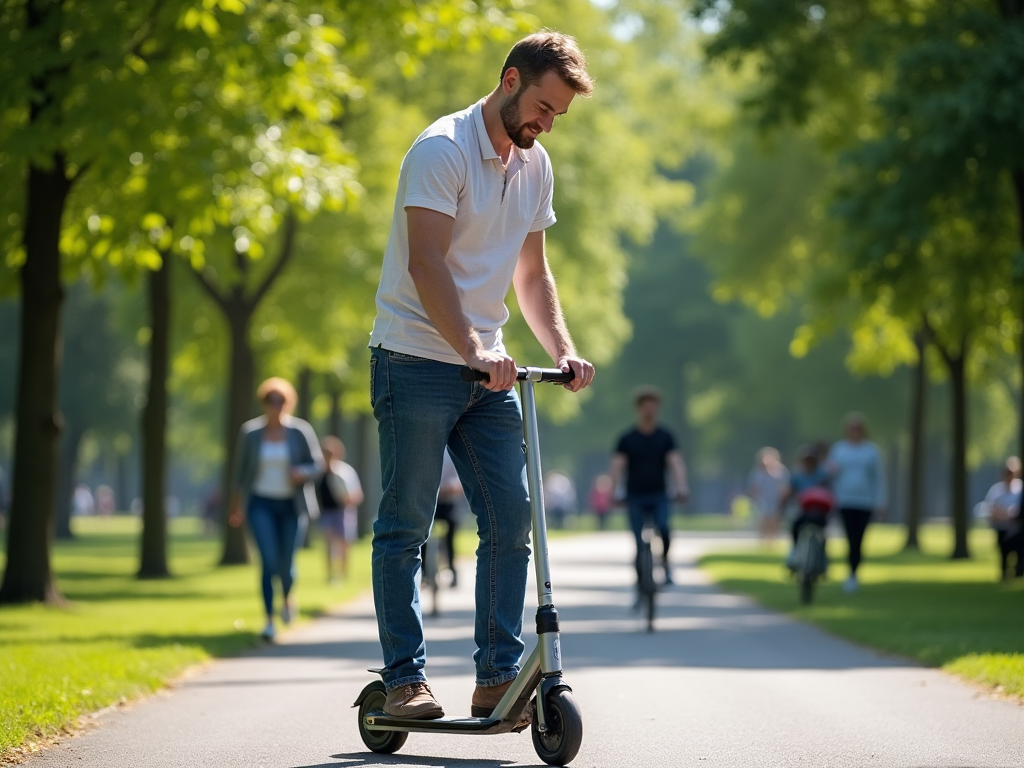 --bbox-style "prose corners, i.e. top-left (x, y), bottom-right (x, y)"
top-left (700, 523), bottom-right (1024, 697)
top-left (0, 516), bottom-right (372, 758)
